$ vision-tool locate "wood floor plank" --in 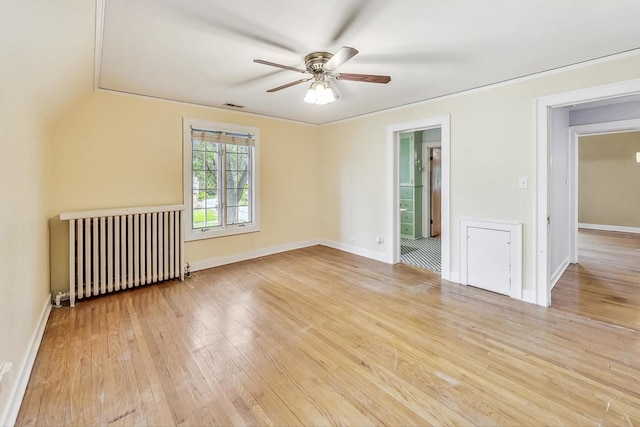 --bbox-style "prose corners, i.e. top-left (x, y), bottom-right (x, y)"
top-left (16, 244), bottom-right (640, 426)
top-left (553, 229), bottom-right (640, 330)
